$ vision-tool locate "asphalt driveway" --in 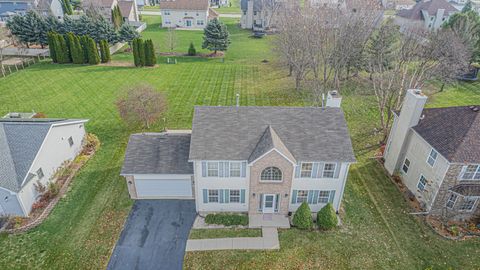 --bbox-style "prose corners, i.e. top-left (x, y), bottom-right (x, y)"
top-left (107, 200), bottom-right (196, 270)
